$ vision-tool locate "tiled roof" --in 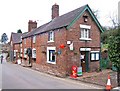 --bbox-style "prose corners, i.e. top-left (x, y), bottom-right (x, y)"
top-left (43, 4), bottom-right (86, 32)
top-left (23, 4), bottom-right (103, 38)
top-left (22, 32), bottom-right (29, 38)
top-left (23, 4), bottom-right (87, 38)
top-left (23, 23), bottom-right (49, 38)
top-left (11, 32), bottom-right (22, 44)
